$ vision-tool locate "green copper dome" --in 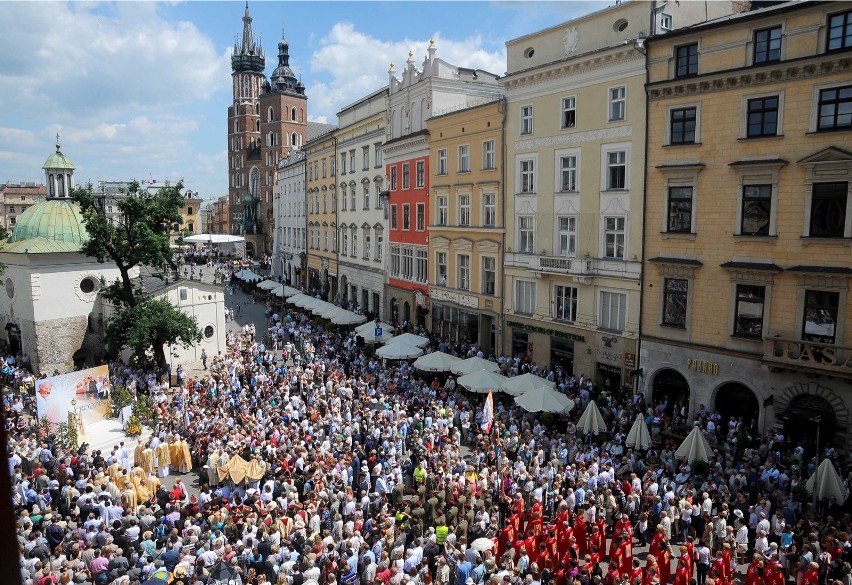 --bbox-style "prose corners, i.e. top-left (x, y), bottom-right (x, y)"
top-left (8, 199), bottom-right (88, 250)
top-left (42, 150), bottom-right (76, 171)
